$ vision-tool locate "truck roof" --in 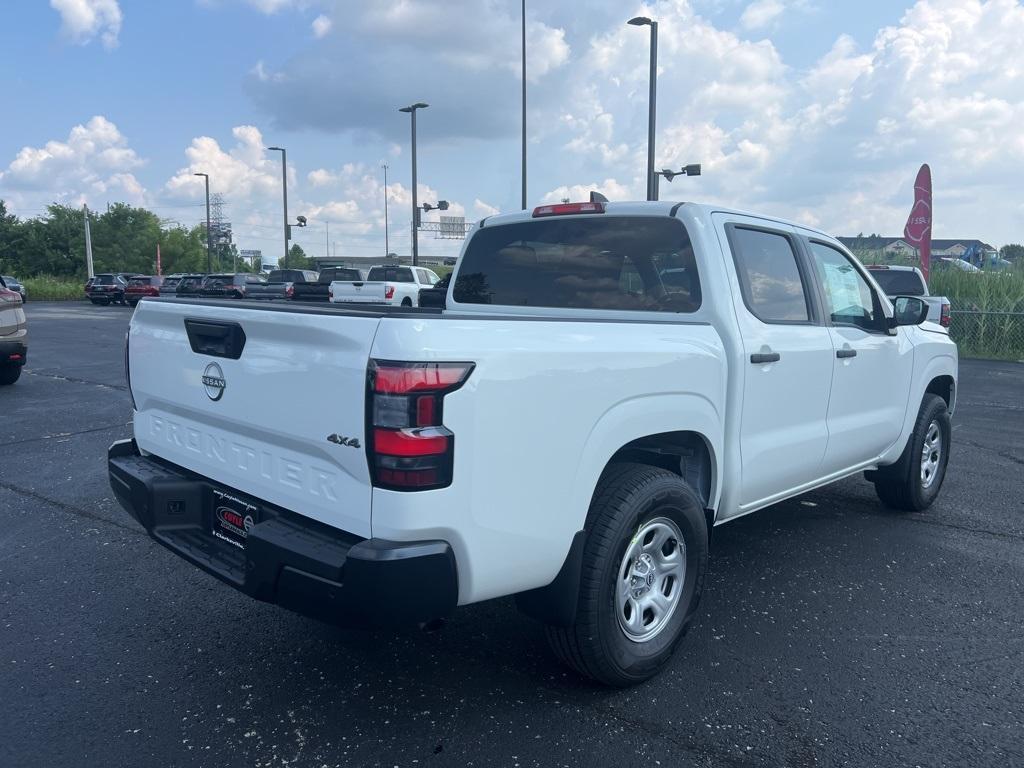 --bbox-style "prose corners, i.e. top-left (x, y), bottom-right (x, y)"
top-left (479, 200), bottom-right (834, 241)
